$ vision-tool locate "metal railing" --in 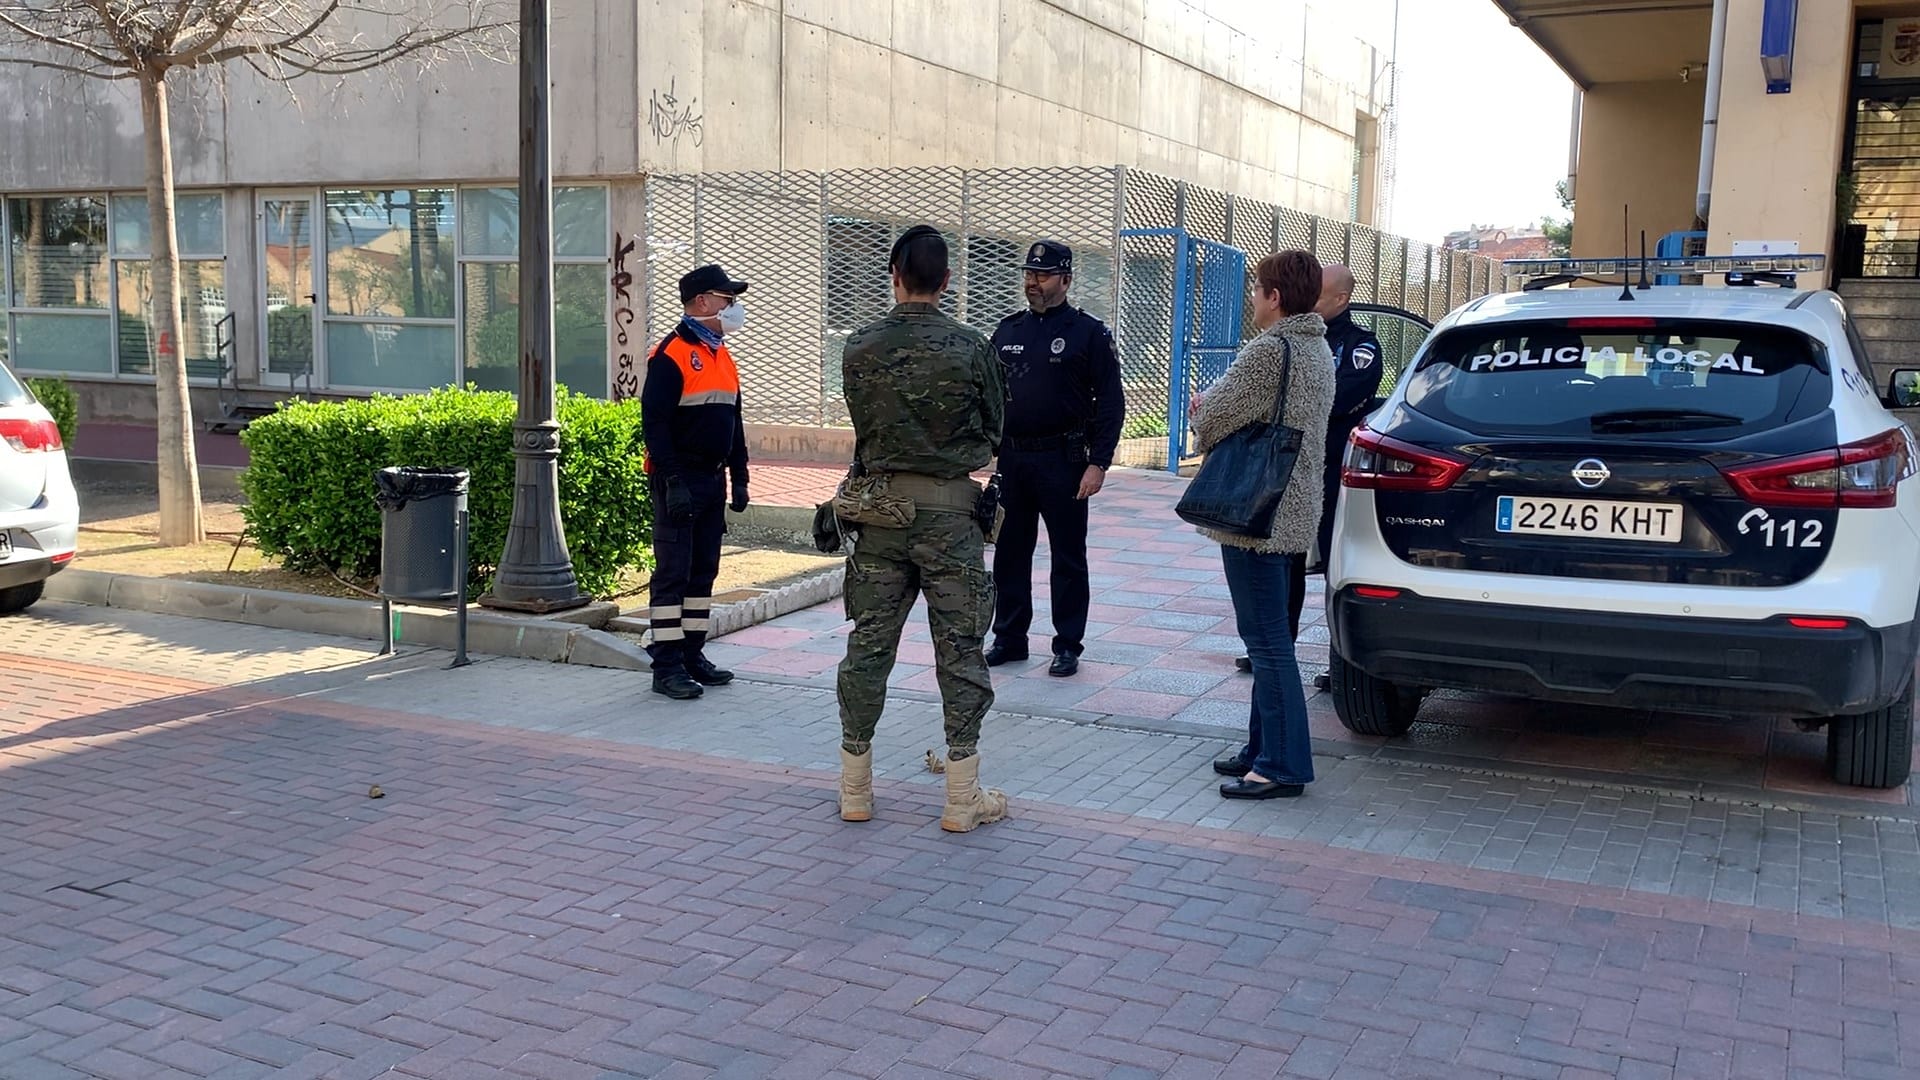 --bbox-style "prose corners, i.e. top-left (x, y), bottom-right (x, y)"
top-left (639, 165), bottom-right (1507, 468)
